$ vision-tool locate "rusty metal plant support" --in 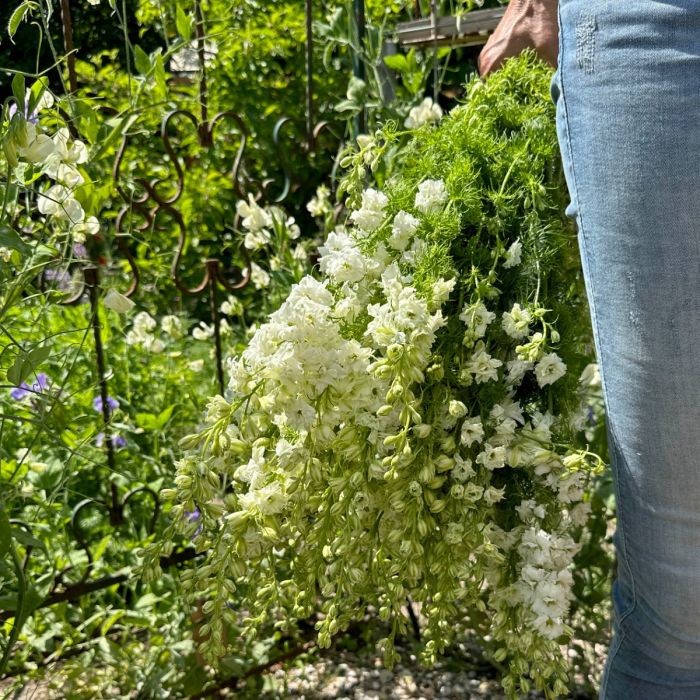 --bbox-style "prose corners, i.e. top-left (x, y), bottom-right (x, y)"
top-left (59, 0), bottom-right (78, 93)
